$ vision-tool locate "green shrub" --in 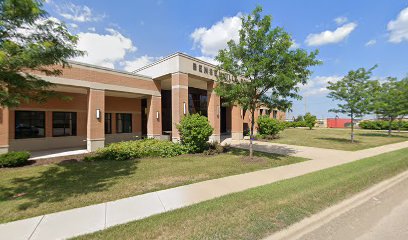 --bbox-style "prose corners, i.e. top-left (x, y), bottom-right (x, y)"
top-left (304, 112), bottom-right (317, 130)
top-left (0, 151), bottom-right (30, 167)
top-left (177, 114), bottom-right (213, 153)
top-left (359, 120), bottom-right (408, 130)
top-left (257, 115), bottom-right (285, 138)
top-left (87, 139), bottom-right (188, 161)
